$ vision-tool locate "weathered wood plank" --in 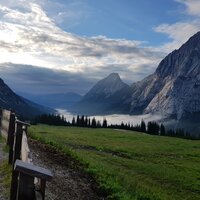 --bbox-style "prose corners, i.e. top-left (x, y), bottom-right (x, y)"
top-left (16, 120), bottom-right (30, 127)
top-left (21, 132), bottom-right (32, 163)
top-left (15, 160), bottom-right (53, 181)
top-left (13, 123), bottom-right (23, 164)
top-left (2, 110), bottom-right (11, 121)
top-left (17, 173), bottom-right (35, 200)
top-left (8, 112), bottom-right (15, 164)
